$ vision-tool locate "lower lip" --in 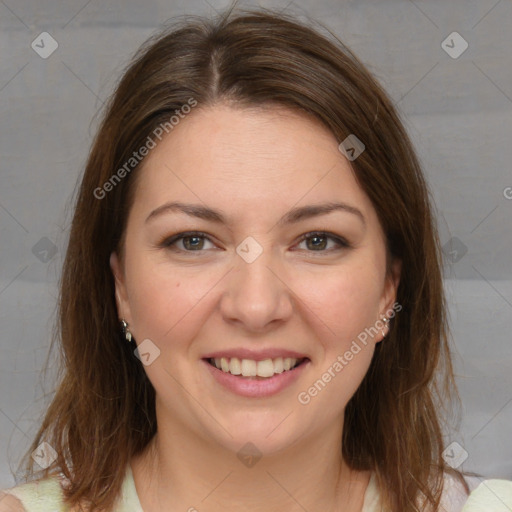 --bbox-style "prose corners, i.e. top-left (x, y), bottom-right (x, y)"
top-left (203, 359), bottom-right (309, 398)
